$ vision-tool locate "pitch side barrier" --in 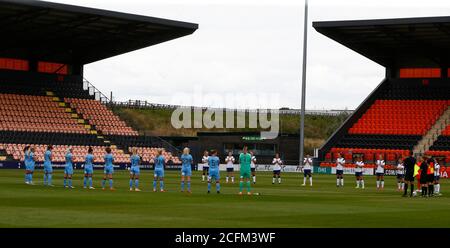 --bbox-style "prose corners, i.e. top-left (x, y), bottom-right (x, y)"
top-left (314, 166), bottom-right (449, 178)
top-left (194, 164), bottom-right (450, 178)
top-left (0, 161), bottom-right (182, 170)
top-left (2, 162), bottom-right (448, 178)
top-left (197, 164), bottom-right (306, 173)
